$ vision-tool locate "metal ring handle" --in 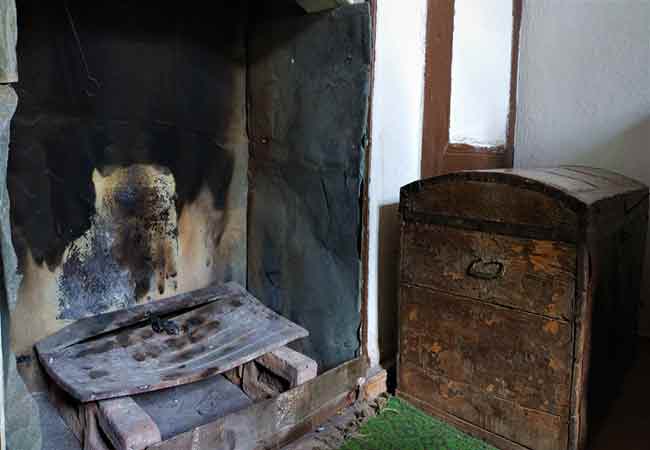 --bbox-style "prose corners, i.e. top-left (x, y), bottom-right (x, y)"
top-left (467, 259), bottom-right (505, 280)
